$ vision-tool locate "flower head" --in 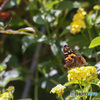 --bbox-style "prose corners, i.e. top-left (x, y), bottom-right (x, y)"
top-left (70, 20), bottom-right (86, 35)
top-left (77, 8), bottom-right (87, 15)
top-left (50, 84), bottom-right (66, 97)
top-left (0, 92), bottom-right (13, 99)
top-left (68, 66), bottom-right (97, 82)
top-left (93, 5), bottom-right (100, 10)
top-left (6, 86), bottom-right (15, 92)
top-left (70, 8), bottom-right (86, 35)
